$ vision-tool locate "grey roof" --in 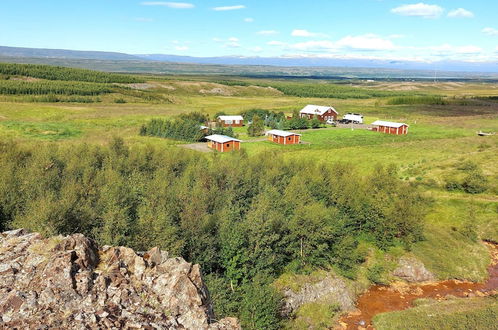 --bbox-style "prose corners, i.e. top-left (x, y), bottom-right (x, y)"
top-left (218, 115), bottom-right (244, 121)
top-left (205, 134), bottom-right (242, 143)
top-left (266, 129), bottom-right (301, 137)
top-left (300, 105), bottom-right (338, 115)
top-left (371, 120), bottom-right (409, 128)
